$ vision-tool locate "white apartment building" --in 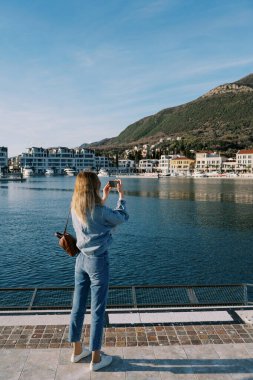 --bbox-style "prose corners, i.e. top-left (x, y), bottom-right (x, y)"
top-left (236, 149), bottom-right (253, 172)
top-left (95, 156), bottom-right (110, 170)
top-left (118, 159), bottom-right (135, 173)
top-left (20, 147), bottom-right (96, 174)
top-left (158, 155), bottom-right (171, 175)
top-left (195, 151), bottom-right (225, 172)
top-left (222, 158), bottom-right (236, 172)
top-left (138, 159), bottom-right (159, 173)
top-left (0, 146), bottom-right (8, 172)
top-left (118, 160), bottom-right (135, 168)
